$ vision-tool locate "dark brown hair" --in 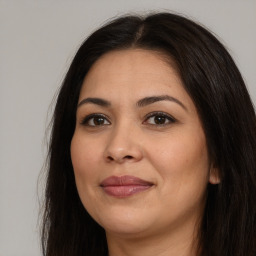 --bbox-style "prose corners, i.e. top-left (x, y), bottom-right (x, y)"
top-left (41, 12), bottom-right (256, 256)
